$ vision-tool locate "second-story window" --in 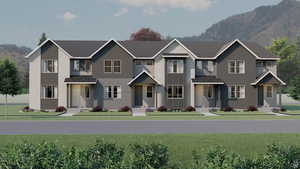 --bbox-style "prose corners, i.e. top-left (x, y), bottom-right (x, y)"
top-left (229, 85), bottom-right (245, 99)
top-left (104, 60), bottom-right (121, 73)
top-left (74, 60), bottom-right (91, 72)
top-left (229, 60), bottom-right (245, 74)
top-left (43, 59), bottom-right (57, 73)
top-left (167, 60), bottom-right (184, 74)
top-left (198, 61), bottom-right (214, 73)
